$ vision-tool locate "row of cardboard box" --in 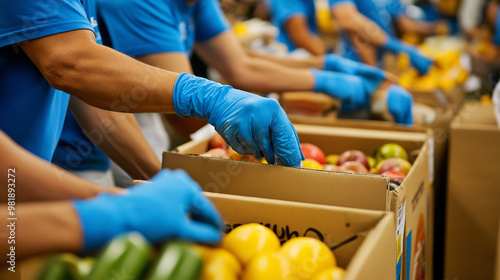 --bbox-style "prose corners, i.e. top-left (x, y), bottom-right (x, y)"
top-left (161, 101), bottom-right (499, 280)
